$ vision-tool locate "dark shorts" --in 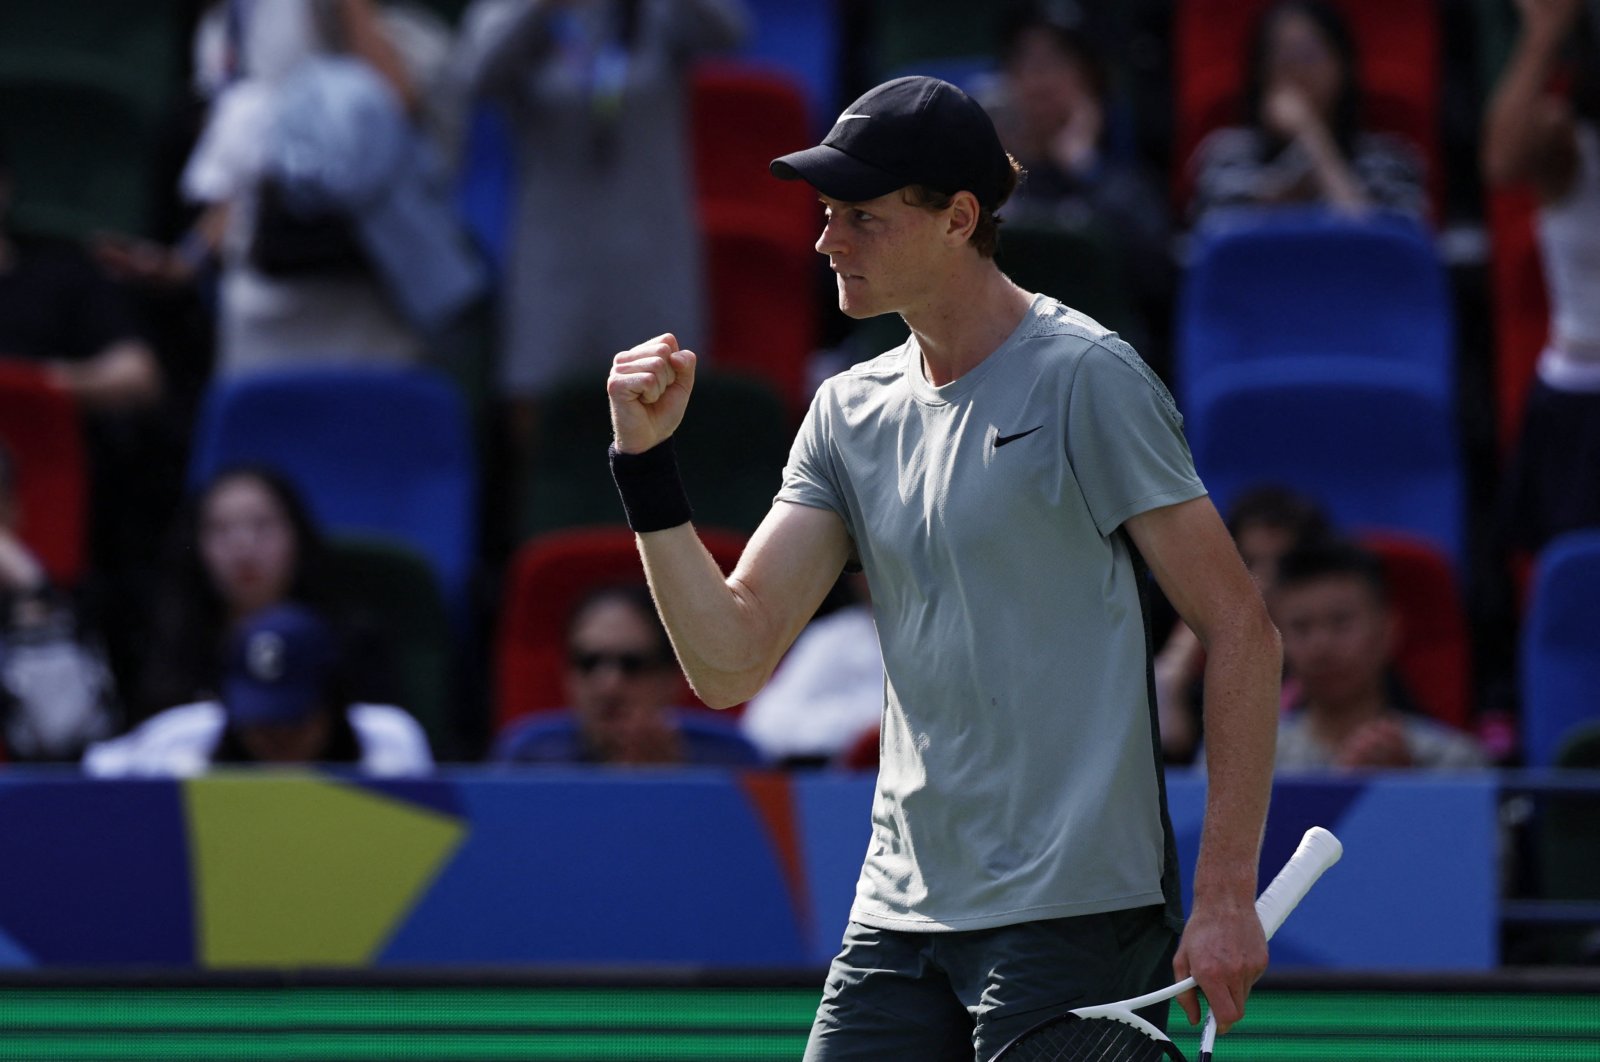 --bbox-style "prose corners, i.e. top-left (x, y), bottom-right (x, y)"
top-left (804, 904), bottom-right (1180, 1062)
